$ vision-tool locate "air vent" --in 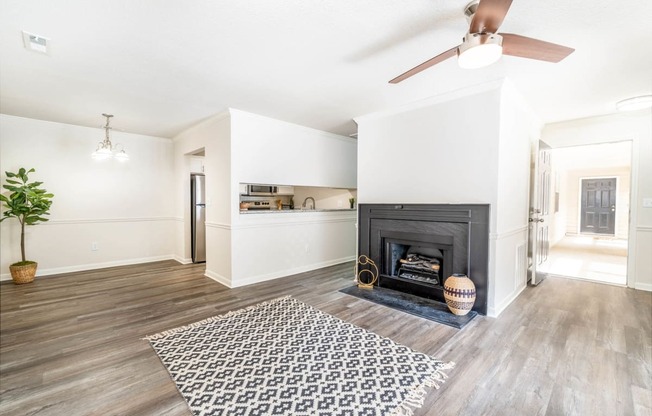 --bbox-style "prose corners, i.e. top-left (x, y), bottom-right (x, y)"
top-left (22, 31), bottom-right (49, 54)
